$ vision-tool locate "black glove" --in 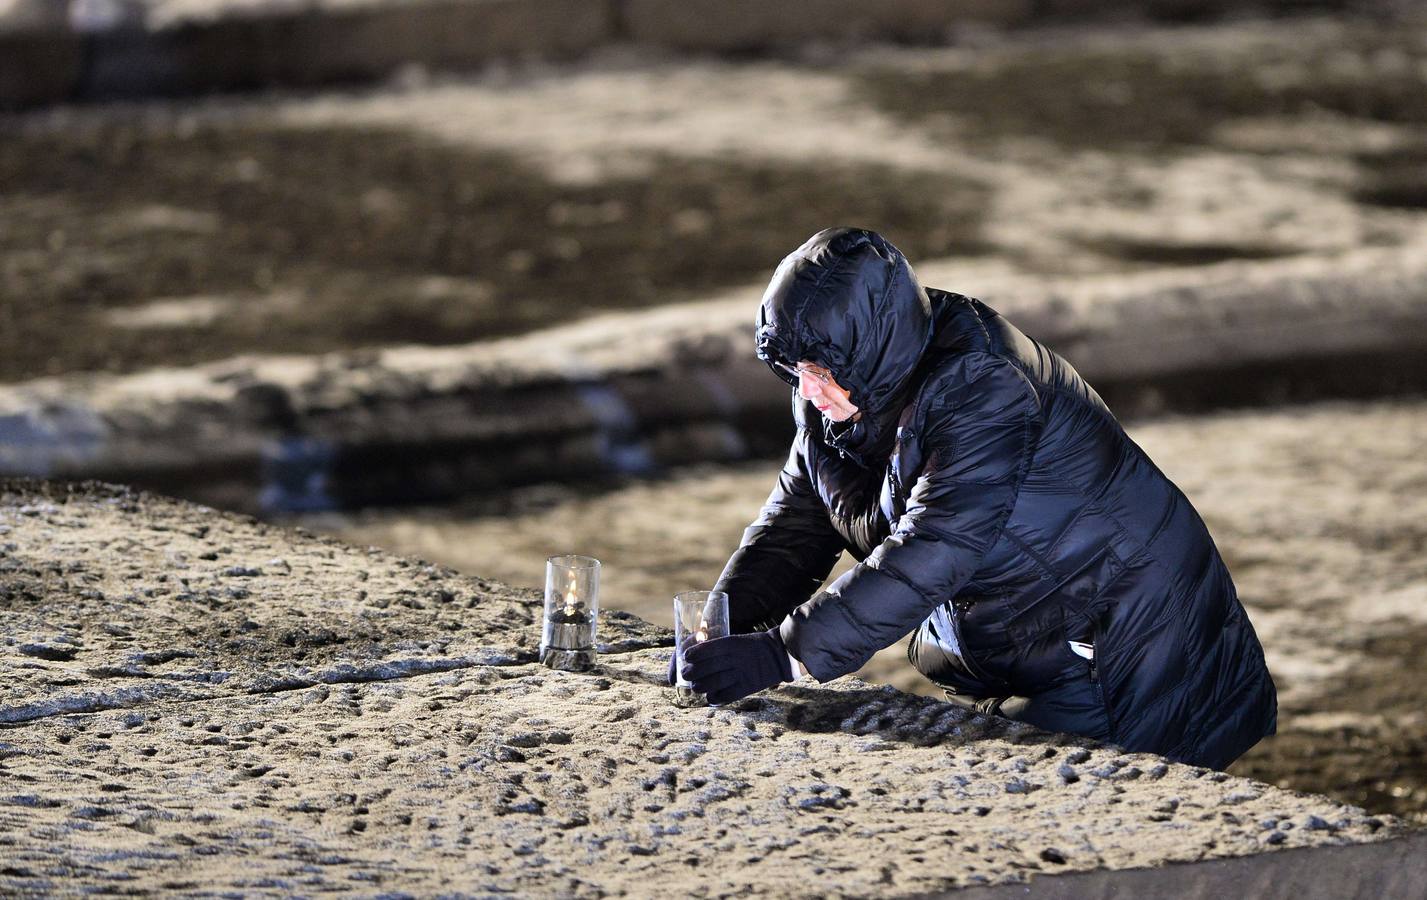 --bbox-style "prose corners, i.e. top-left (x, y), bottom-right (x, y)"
top-left (680, 627), bottom-right (794, 705)
top-left (666, 651), bottom-right (678, 687)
